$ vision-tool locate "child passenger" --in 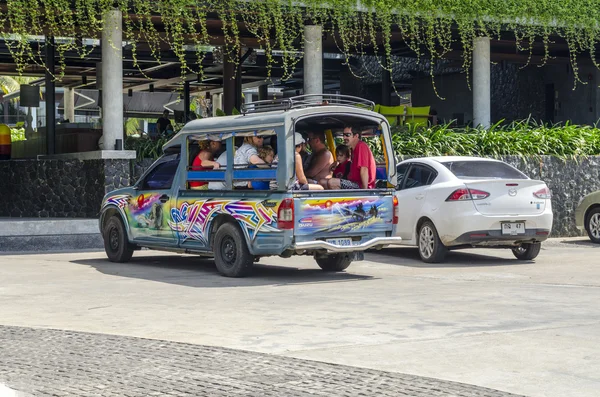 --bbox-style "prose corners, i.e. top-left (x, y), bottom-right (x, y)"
top-left (330, 144), bottom-right (351, 179)
top-left (250, 145), bottom-right (275, 190)
top-left (257, 145), bottom-right (275, 164)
